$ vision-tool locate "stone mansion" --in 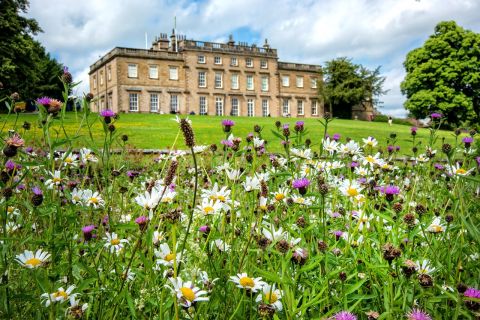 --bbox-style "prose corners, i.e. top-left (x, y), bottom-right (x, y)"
top-left (89, 31), bottom-right (373, 119)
